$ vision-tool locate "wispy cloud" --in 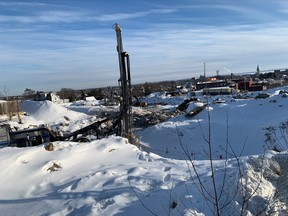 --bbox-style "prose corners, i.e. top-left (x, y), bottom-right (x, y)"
top-left (3, 19), bottom-right (288, 95)
top-left (125, 21), bottom-right (288, 80)
top-left (0, 1), bottom-right (50, 7)
top-left (0, 1), bottom-right (90, 23)
top-left (37, 11), bottom-right (89, 23)
top-left (98, 8), bottom-right (176, 21)
top-left (1, 0), bottom-right (288, 95)
top-left (0, 2), bottom-right (177, 24)
top-left (210, 4), bottom-right (278, 22)
top-left (0, 15), bottom-right (34, 23)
